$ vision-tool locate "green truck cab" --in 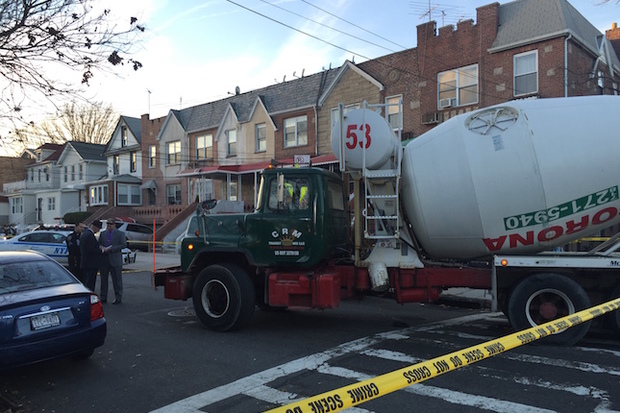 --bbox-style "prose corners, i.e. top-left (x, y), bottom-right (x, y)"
top-left (155, 166), bottom-right (348, 331)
